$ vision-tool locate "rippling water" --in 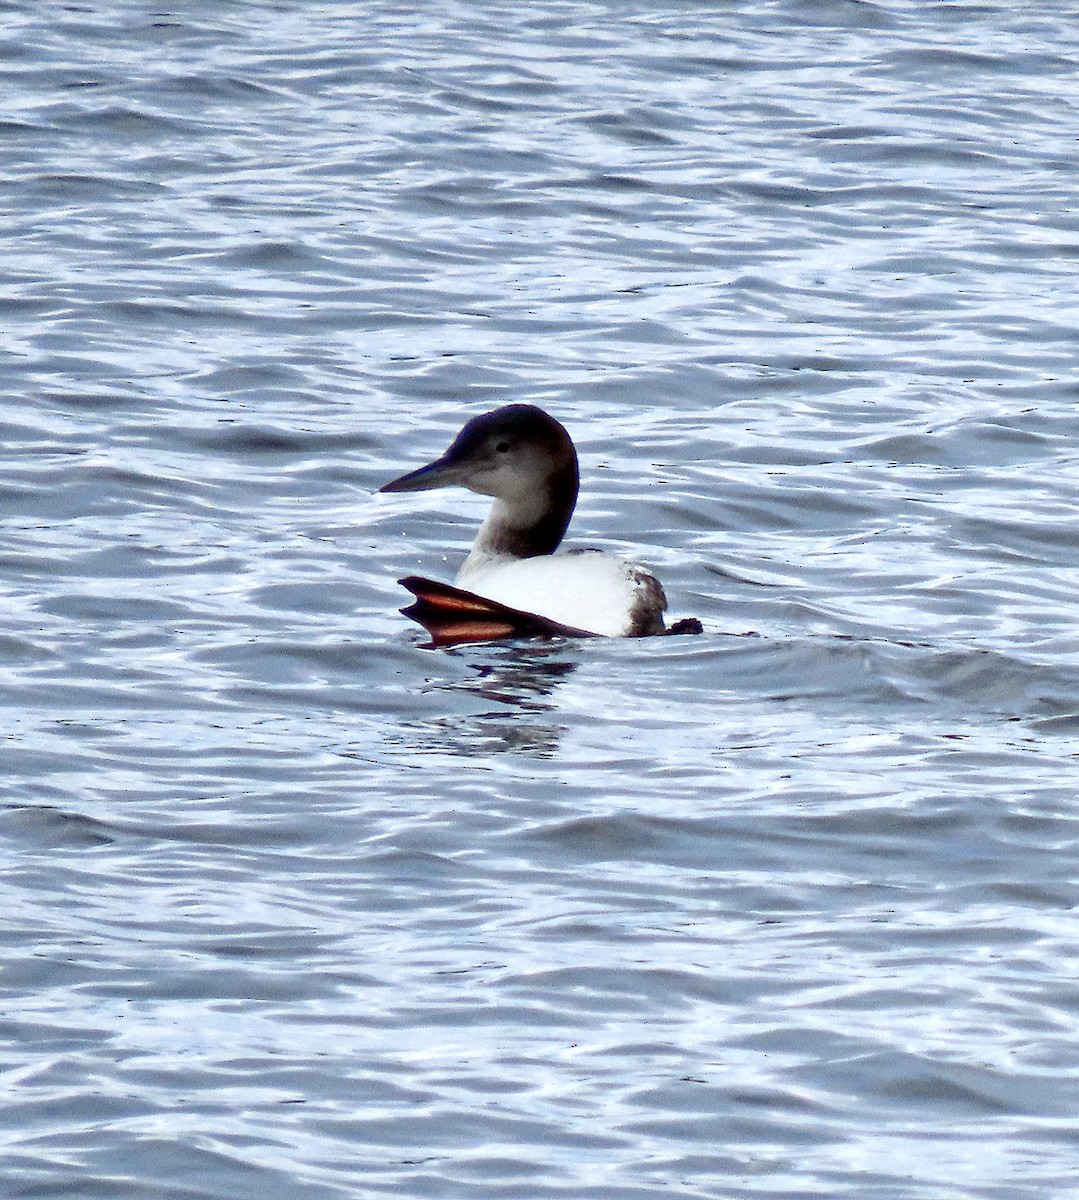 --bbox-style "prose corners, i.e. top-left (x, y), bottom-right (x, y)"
top-left (4, 2), bottom-right (1079, 1197)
